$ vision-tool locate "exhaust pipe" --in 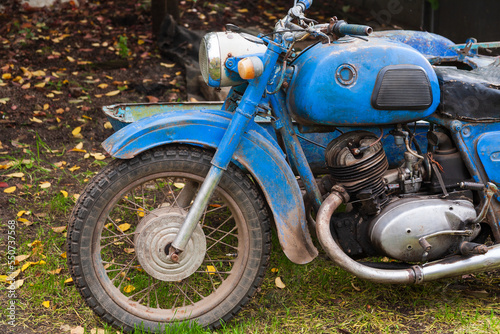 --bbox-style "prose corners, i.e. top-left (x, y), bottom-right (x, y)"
top-left (316, 188), bottom-right (500, 284)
